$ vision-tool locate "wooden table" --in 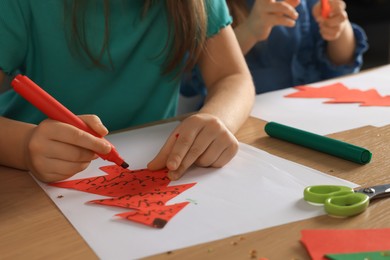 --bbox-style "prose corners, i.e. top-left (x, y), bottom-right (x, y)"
top-left (1, 117), bottom-right (389, 260)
